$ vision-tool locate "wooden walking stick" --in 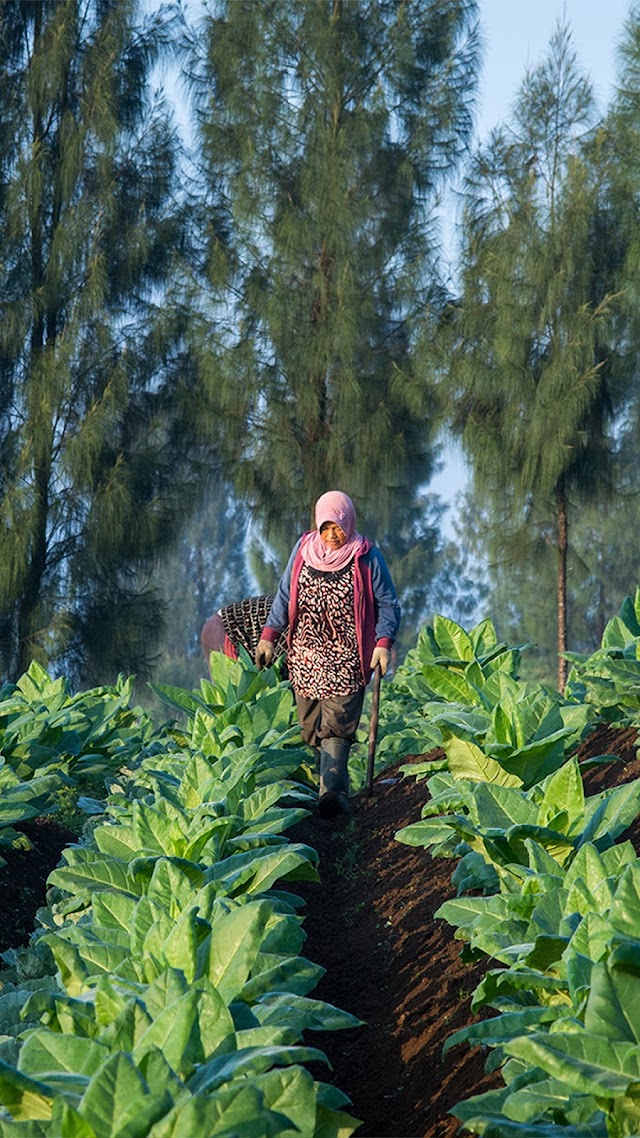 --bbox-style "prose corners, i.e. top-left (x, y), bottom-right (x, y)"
top-left (365, 663), bottom-right (382, 796)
